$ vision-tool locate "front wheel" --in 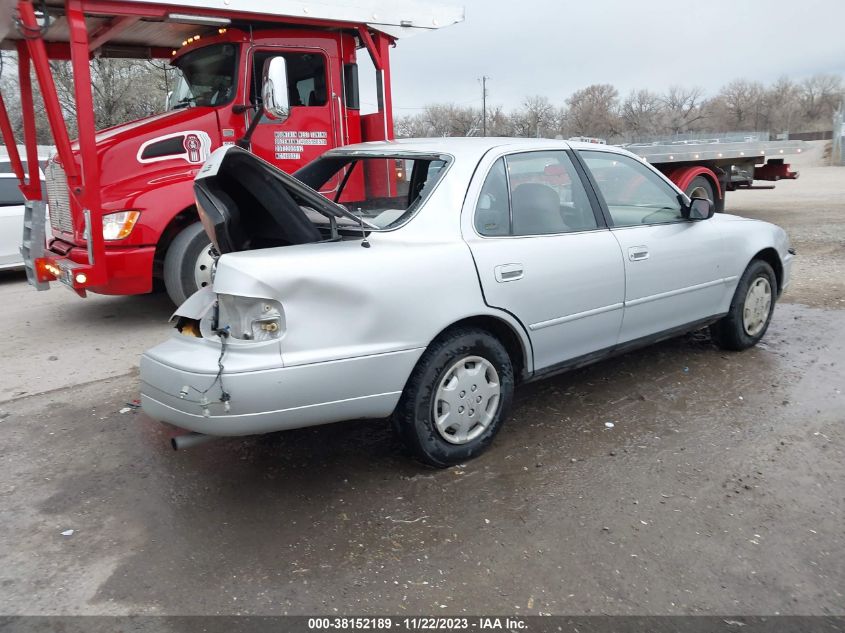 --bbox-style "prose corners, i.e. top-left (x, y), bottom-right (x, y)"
top-left (711, 259), bottom-right (777, 351)
top-left (391, 328), bottom-right (514, 468)
top-left (163, 222), bottom-right (216, 306)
